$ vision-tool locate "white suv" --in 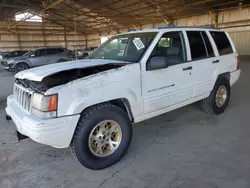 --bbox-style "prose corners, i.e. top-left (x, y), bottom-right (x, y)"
top-left (6, 26), bottom-right (240, 170)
